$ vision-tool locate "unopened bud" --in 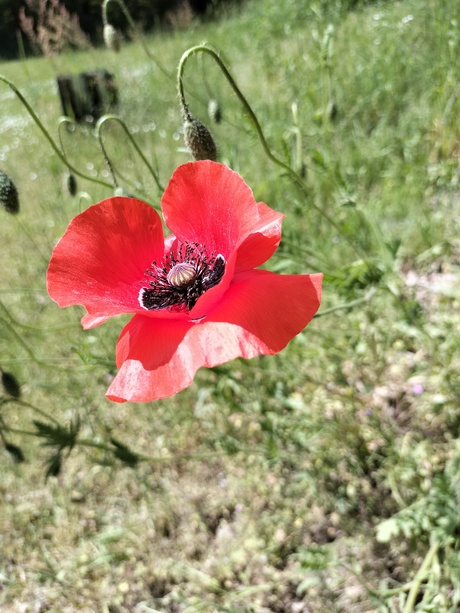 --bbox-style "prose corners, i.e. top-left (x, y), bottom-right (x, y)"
top-left (65, 172), bottom-right (77, 196)
top-left (5, 443), bottom-right (25, 463)
top-left (103, 24), bottom-right (121, 53)
top-left (207, 99), bottom-right (222, 124)
top-left (0, 170), bottom-right (19, 214)
top-left (1, 370), bottom-right (21, 398)
top-left (183, 116), bottom-right (217, 161)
